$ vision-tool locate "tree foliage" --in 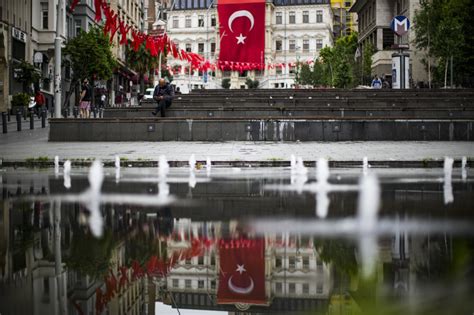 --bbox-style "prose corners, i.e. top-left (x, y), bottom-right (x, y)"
top-left (221, 78), bottom-right (231, 89)
top-left (413, 0), bottom-right (473, 87)
top-left (126, 41), bottom-right (160, 90)
top-left (297, 33), bottom-right (359, 88)
top-left (13, 60), bottom-right (40, 93)
top-left (63, 26), bottom-right (116, 84)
